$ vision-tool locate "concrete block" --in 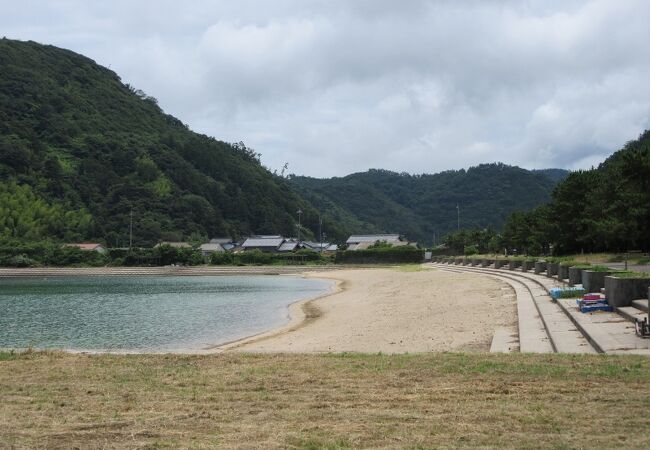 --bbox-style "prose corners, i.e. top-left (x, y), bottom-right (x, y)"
top-left (481, 259), bottom-right (494, 267)
top-left (494, 260), bottom-right (509, 269)
top-left (547, 262), bottom-right (559, 278)
top-left (568, 267), bottom-right (583, 286)
top-left (508, 260), bottom-right (522, 270)
top-left (581, 270), bottom-right (612, 293)
top-left (534, 261), bottom-right (547, 274)
top-left (604, 276), bottom-right (650, 309)
top-left (521, 261), bottom-right (535, 272)
top-left (558, 263), bottom-right (571, 280)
